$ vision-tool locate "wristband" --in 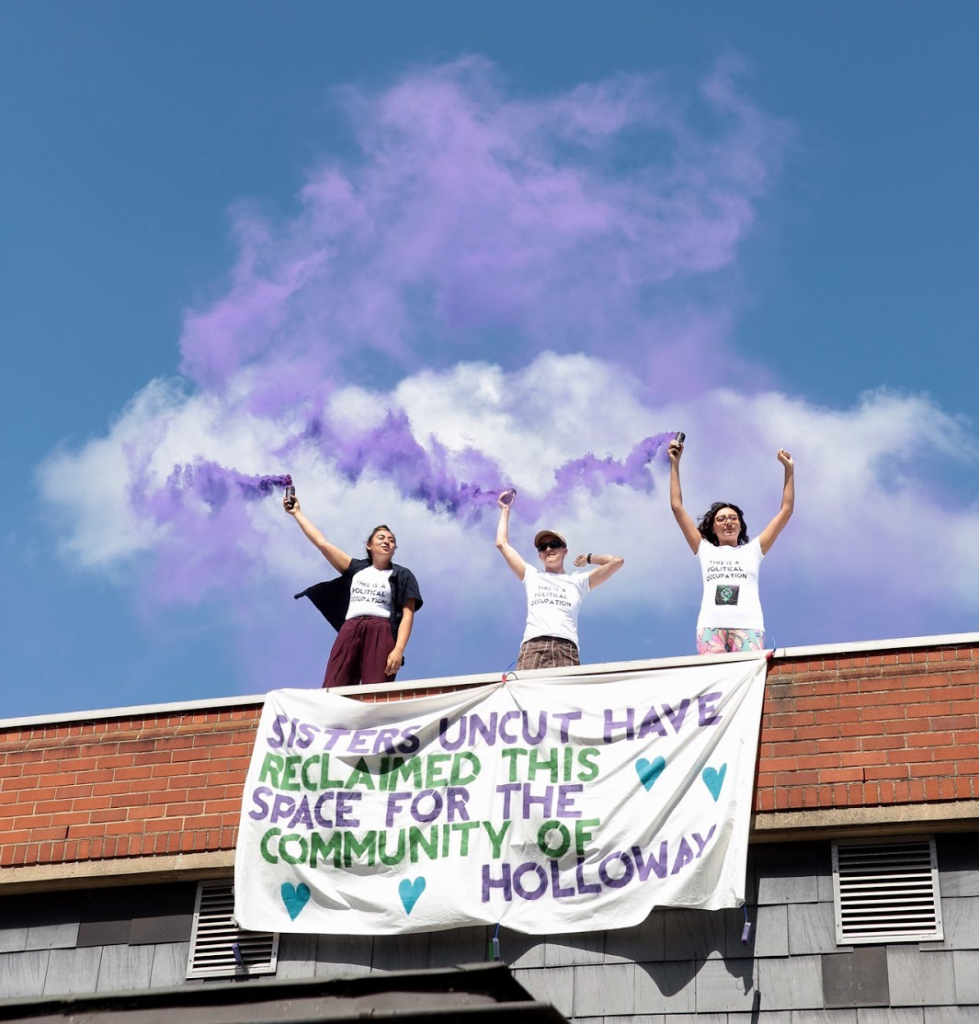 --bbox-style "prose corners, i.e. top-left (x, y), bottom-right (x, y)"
top-left (587, 553), bottom-right (592, 564)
